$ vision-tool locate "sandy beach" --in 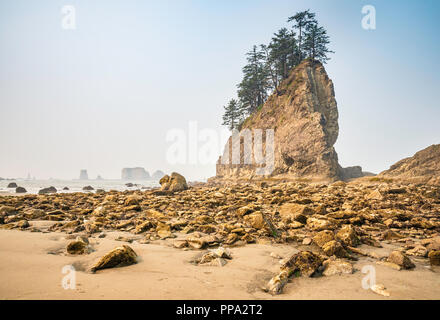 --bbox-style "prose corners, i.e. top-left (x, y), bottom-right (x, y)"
top-left (1, 221), bottom-right (439, 300)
